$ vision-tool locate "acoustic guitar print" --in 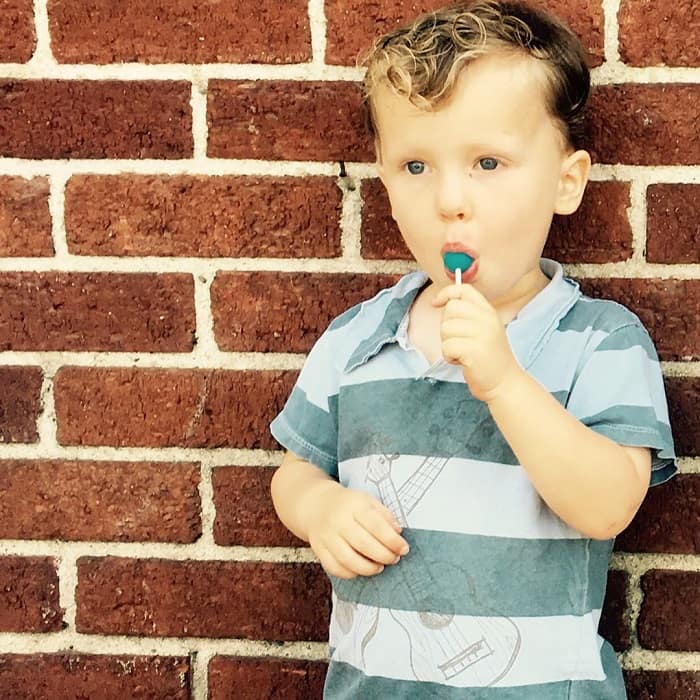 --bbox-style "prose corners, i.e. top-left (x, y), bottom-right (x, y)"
top-left (363, 449), bottom-right (522, 687)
